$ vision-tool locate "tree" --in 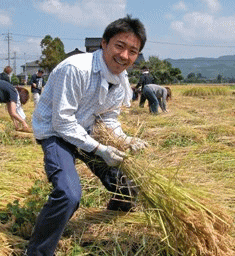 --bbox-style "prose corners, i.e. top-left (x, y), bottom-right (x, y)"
top-left (217, 74), bottom-right (223, 83)
top-left (170, 67), bottom-right (184, 83)
top-left (128, 56), bottom-right (184, 85)
top-left (40, 35), bottom-right (66, 73)
top-left (187, 72), bottom-right (196, 82)
top-left (11, 73), bottom-right (19, 85)
top-left (128, 69), bottom-right (141, 84)
top-left (149, 57), bottom-right (183, 84)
